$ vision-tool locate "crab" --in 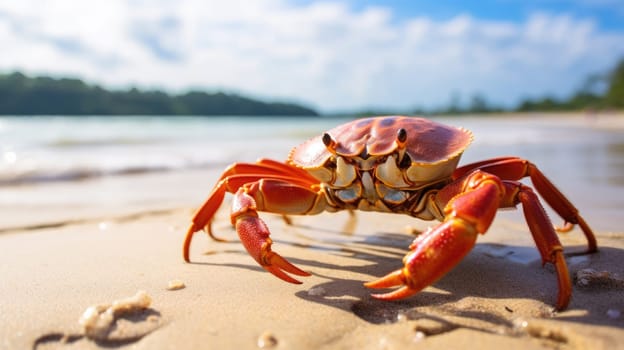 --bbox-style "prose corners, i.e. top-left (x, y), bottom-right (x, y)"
top-left (183, 116), bottom-right (597, 310)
